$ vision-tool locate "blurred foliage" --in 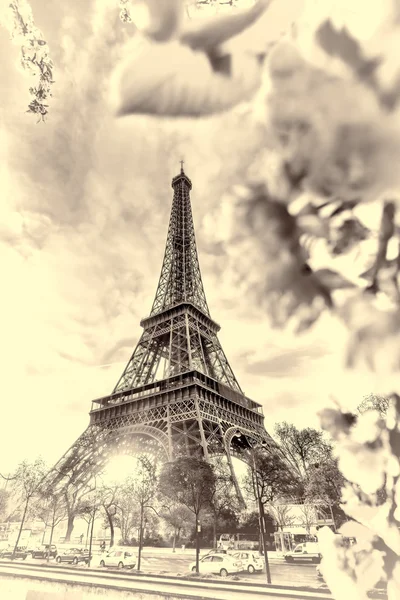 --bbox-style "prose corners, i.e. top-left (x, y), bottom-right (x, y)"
top-left (318, 395), bottom-right (400, 599)
top-left (0, 0), bottom-right (54, 120)
top-left (357, 394), bottom-right (391, 418)
top-left (109, 0), bottom-right (400, 376)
